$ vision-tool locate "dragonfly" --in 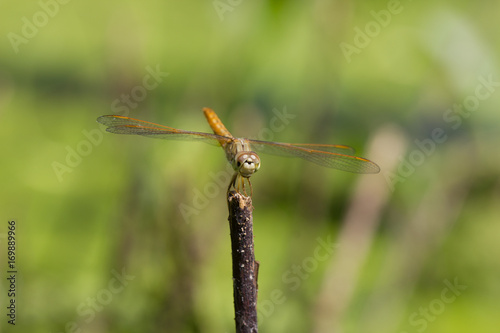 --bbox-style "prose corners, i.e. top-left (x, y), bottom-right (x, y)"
top-left (97, 108), bottom-right (380, 196)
